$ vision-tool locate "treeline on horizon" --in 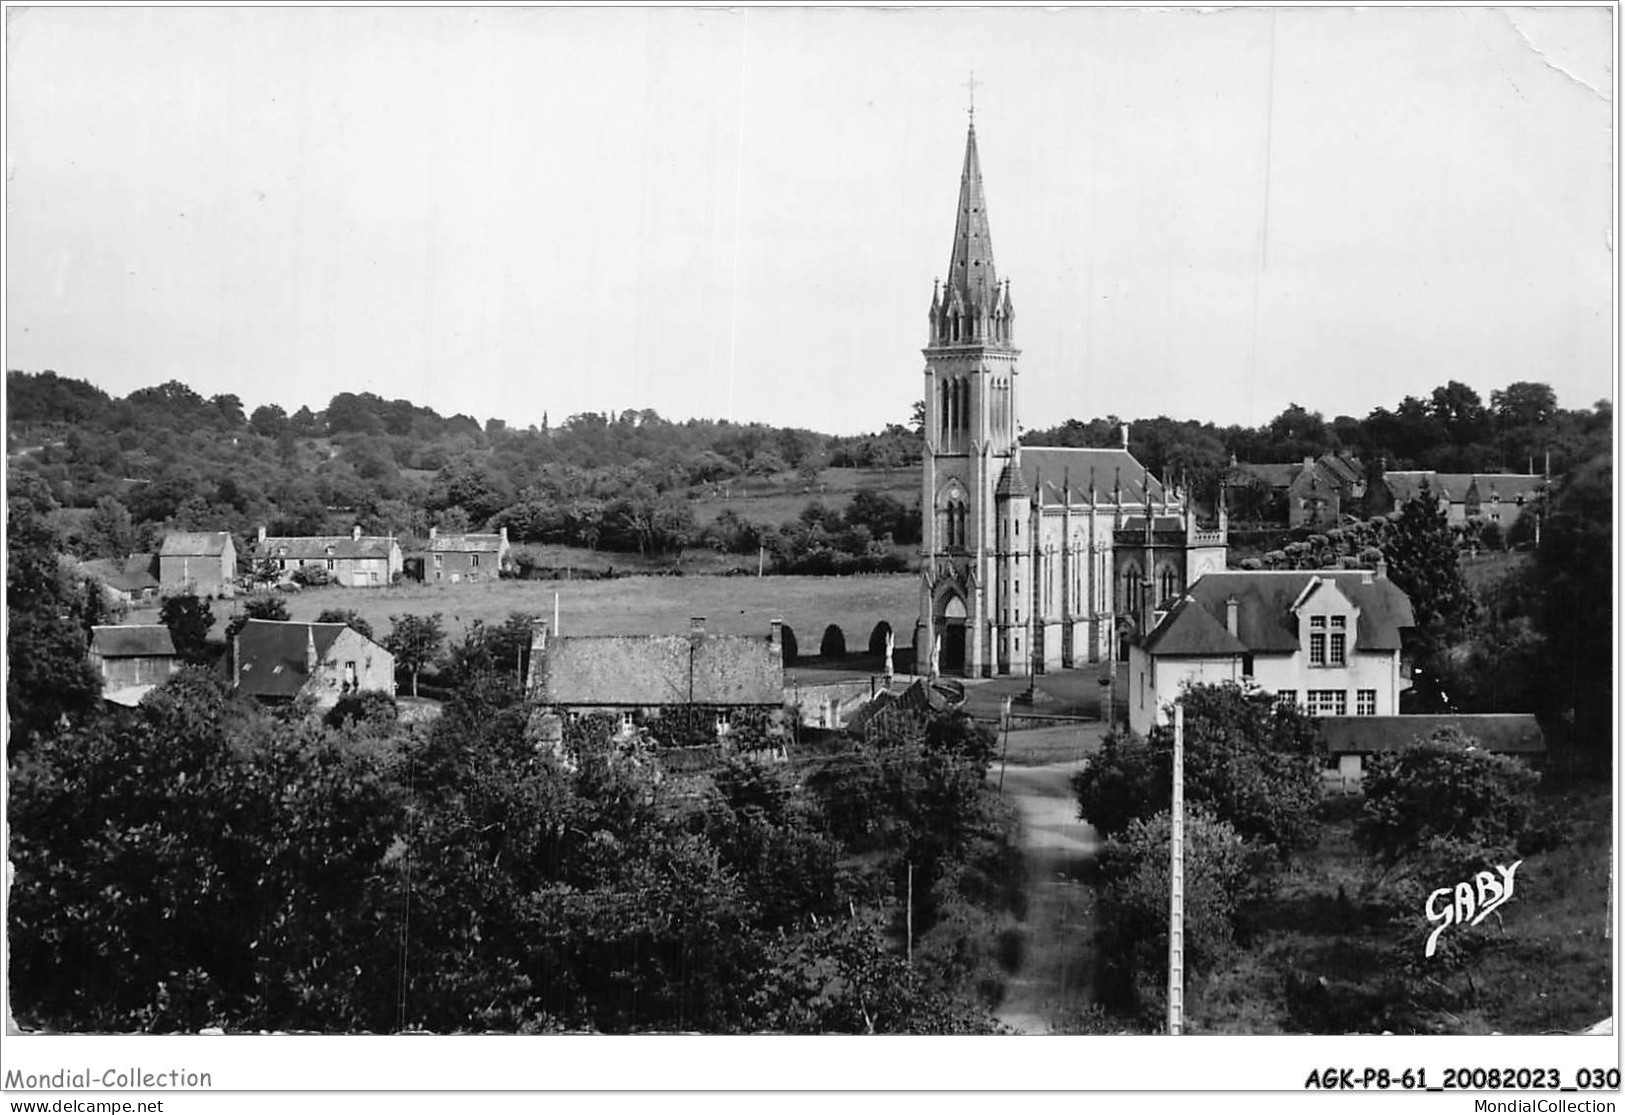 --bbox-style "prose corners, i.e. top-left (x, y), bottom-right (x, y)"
top-left (5, 369), bottom-right (1612, 568)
